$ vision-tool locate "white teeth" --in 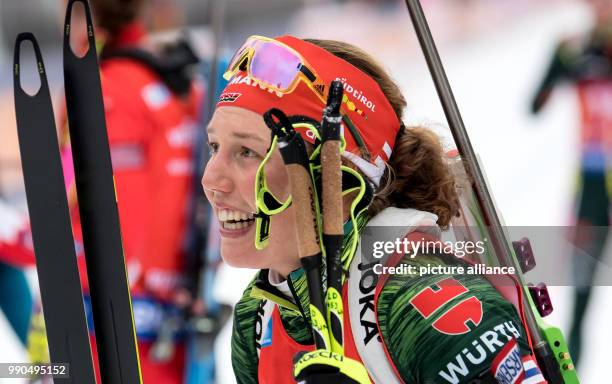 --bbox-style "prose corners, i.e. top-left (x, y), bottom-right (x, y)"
top-left (218, 208), bottom-right (255, 225)
top-left (222, 221), bottom-right (251, 230)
